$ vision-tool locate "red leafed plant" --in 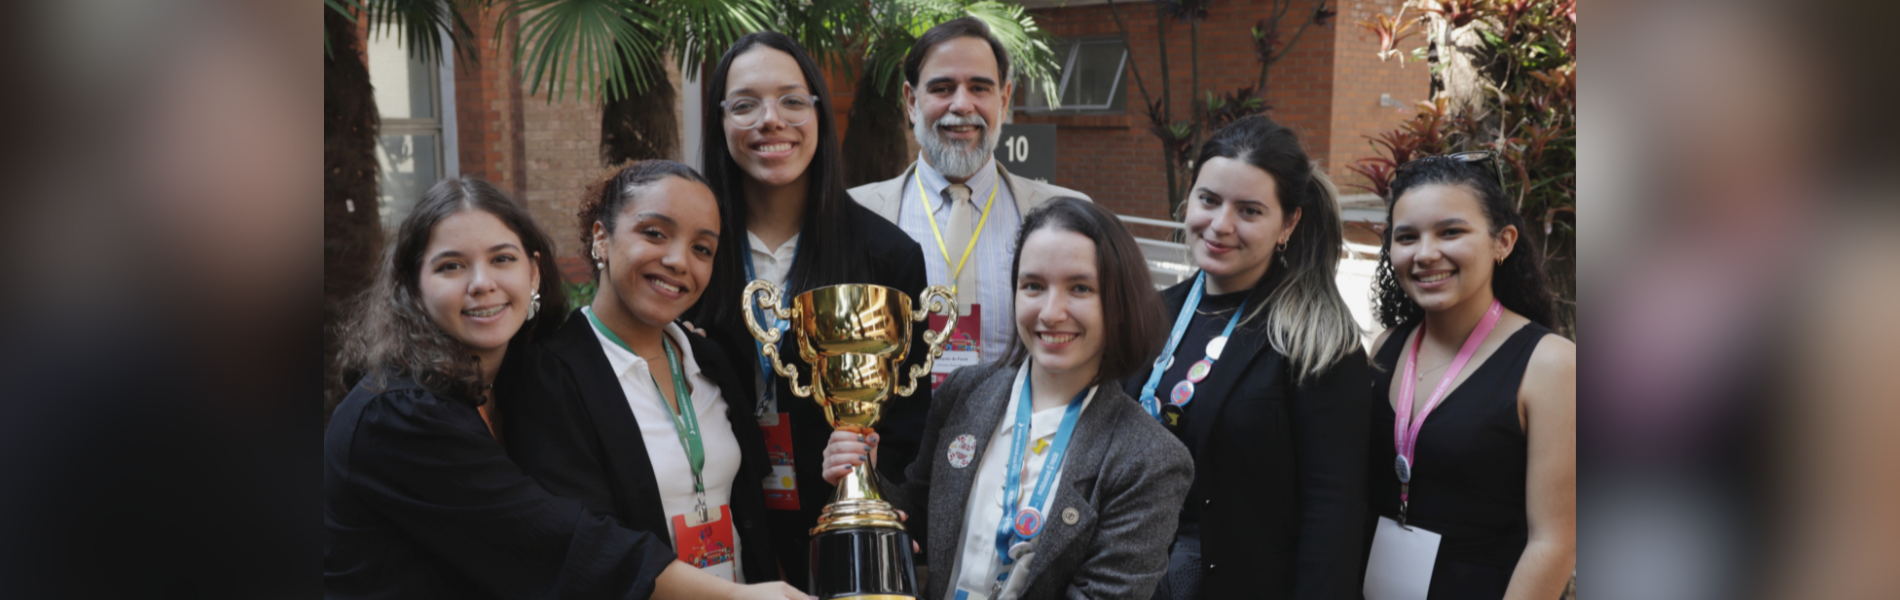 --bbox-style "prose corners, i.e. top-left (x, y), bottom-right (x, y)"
top-left (1350, 0), bottom-right (1577, 336)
